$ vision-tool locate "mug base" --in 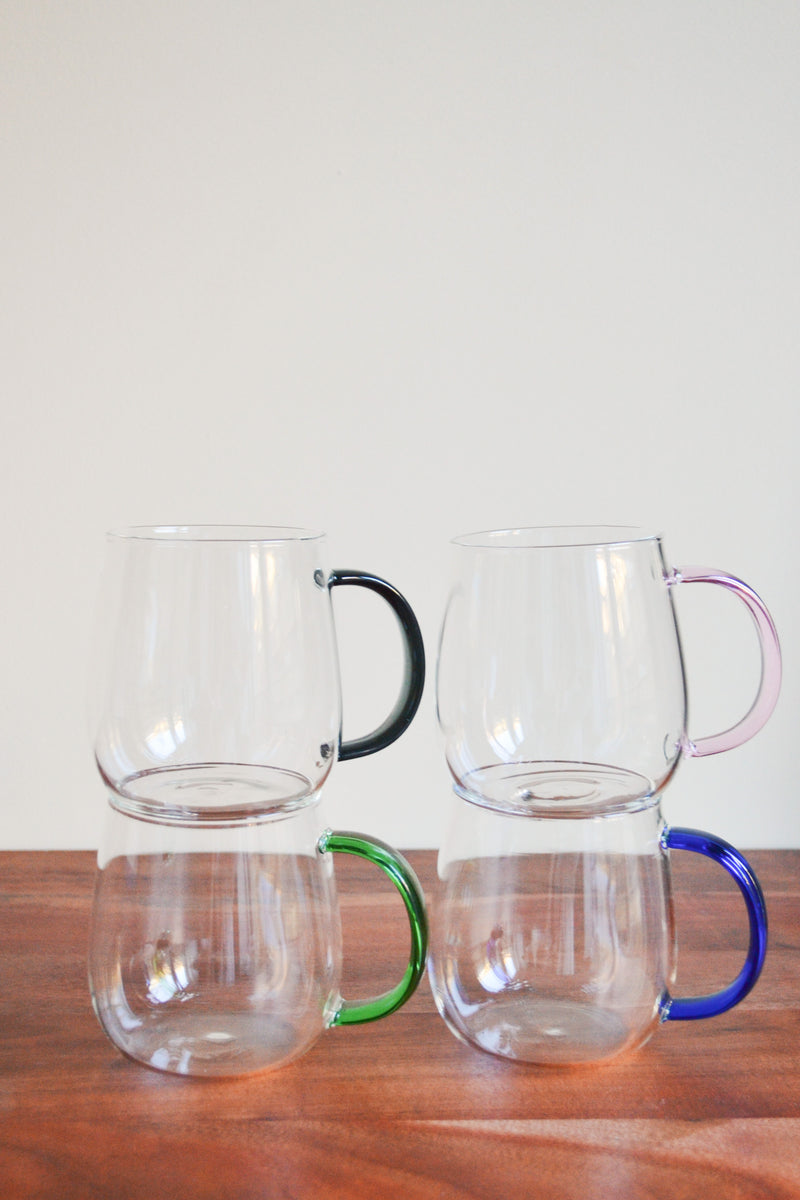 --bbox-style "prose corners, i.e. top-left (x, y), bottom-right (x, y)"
top-left (92, 1008), bottom-right (319, 1077)
top-left (454, 763), bottom-right (660, 818)
top-left (441, 994), bottom-right (656, 1067)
